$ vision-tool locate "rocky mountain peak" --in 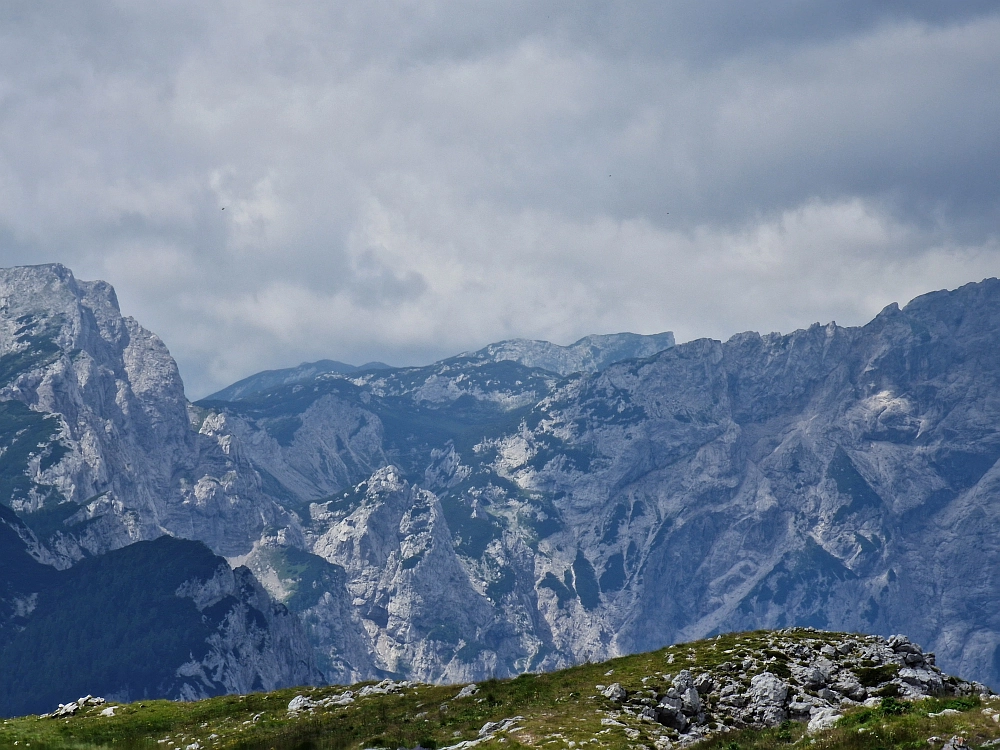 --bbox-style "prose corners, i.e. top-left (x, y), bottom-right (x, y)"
top-left (0, 264), bottom-right (125, 356)
top-left (0, 264), bottom-right (300, 560)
